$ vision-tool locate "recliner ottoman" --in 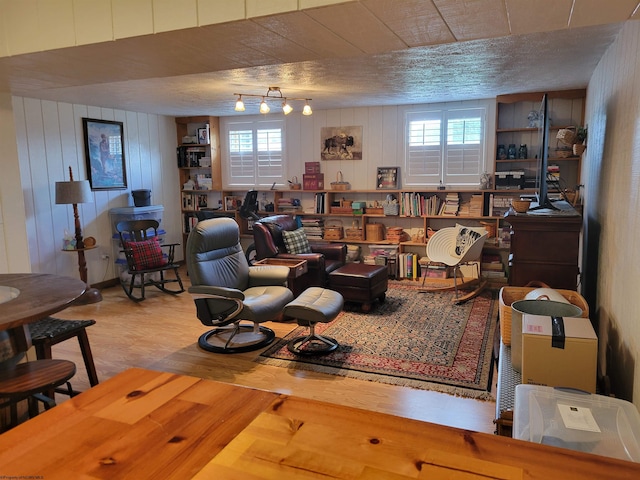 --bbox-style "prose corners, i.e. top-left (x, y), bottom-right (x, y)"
top-left (328, 263), bottom-right (388, 312)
